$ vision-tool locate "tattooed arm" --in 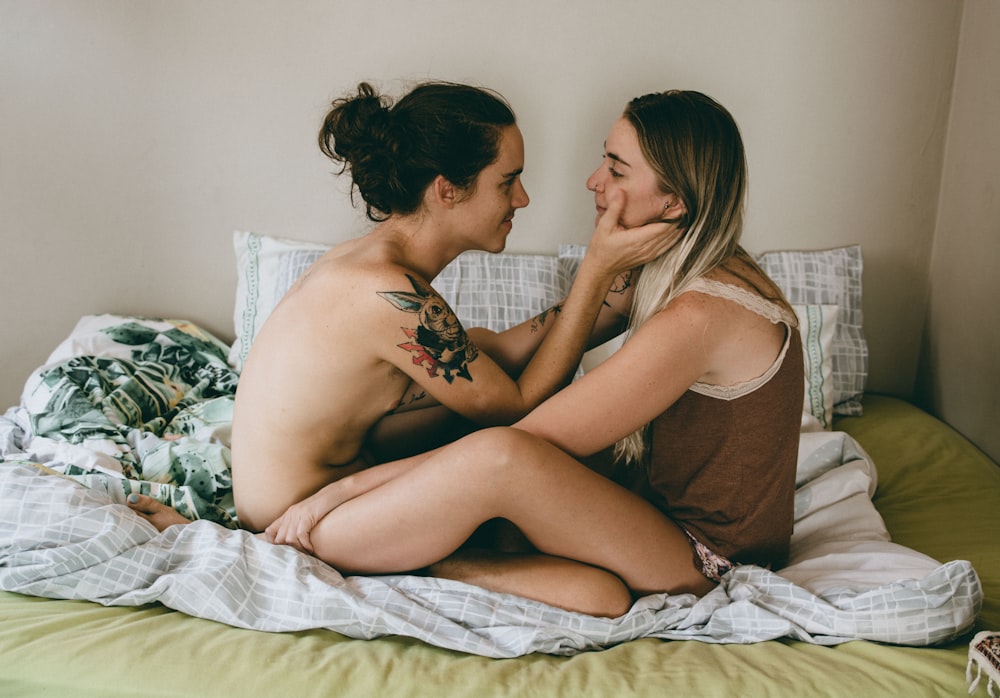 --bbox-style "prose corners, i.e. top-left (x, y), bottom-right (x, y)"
top-left (387, 268), bottom-right (636, 414)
